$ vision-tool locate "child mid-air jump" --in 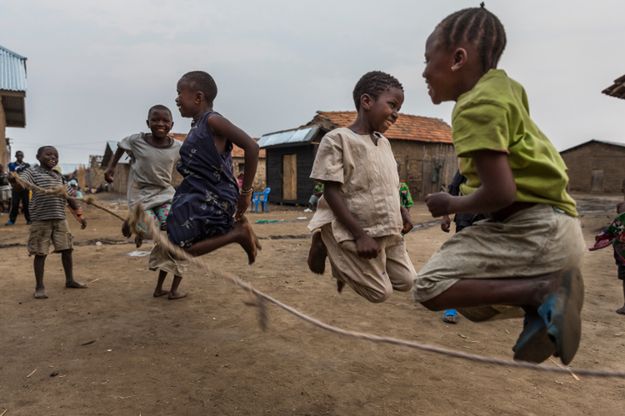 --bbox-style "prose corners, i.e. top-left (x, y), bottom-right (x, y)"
top-left (105, 104), bottom-right (189, 299)
top-left (307, 71), bottom-right (416, 303)
top-left (166, 71), bottom-right (261, 262)
top-left (12, 146), bottom-right (87, 299)
top-left (413, 4), bottom-right (585, 365)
